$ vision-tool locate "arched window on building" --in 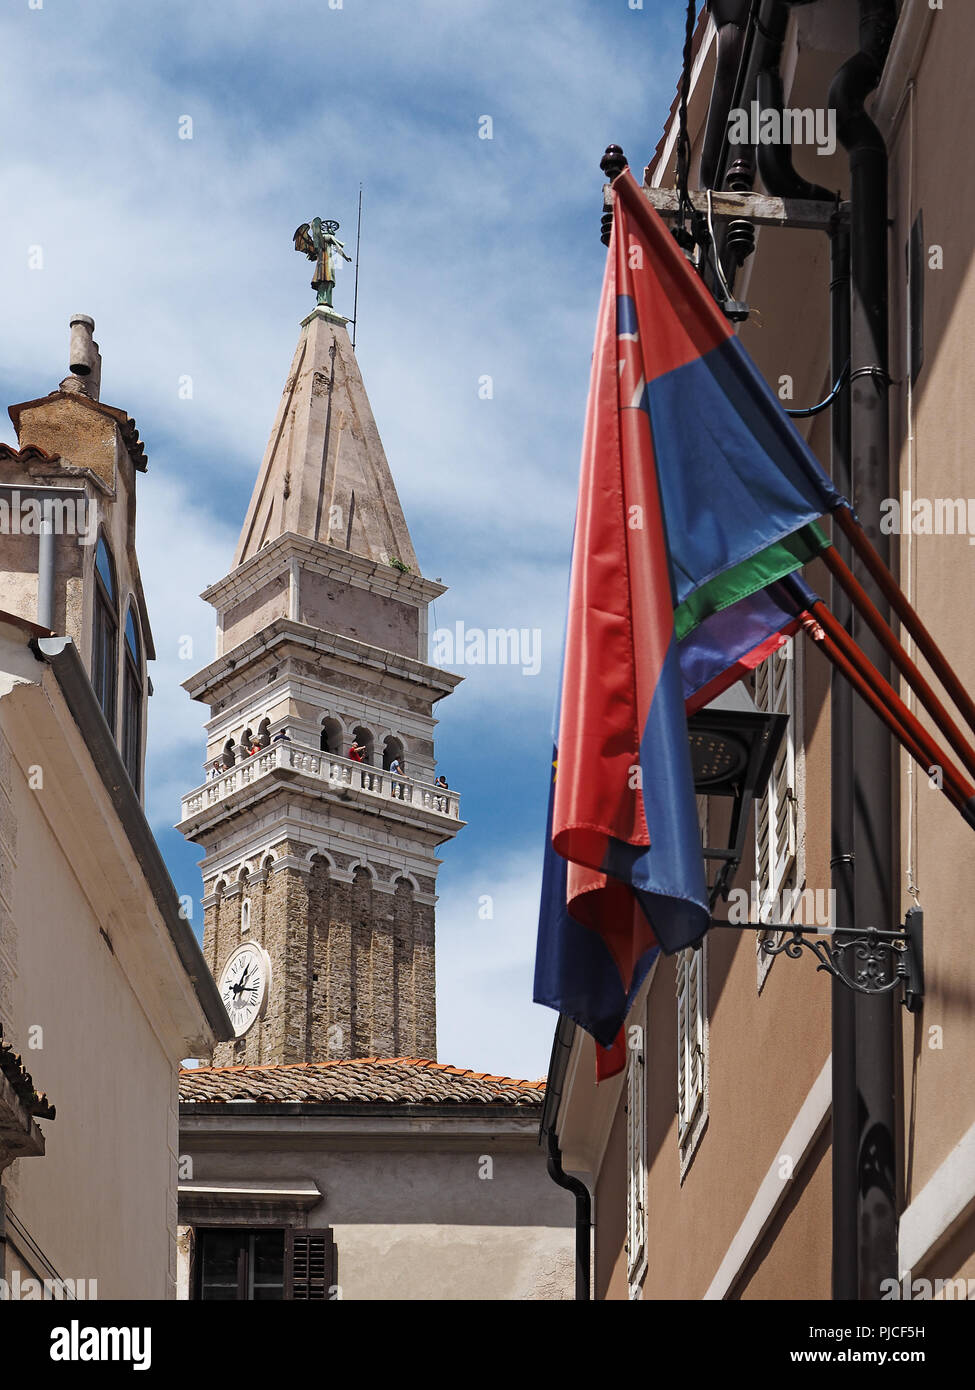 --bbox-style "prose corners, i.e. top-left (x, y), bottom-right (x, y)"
top-left (121, 605), bottom-right (143, 792)
top-left (257, 718), bottom-right (271, 749)
top-left (92, 535), bottom-right (119, 732)
top-left (320, 717), bottom-right (343, 754)
top-left (351, 725), bottom-right (374, 764)
top-left (382, 735), bottom-right (404, 771)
